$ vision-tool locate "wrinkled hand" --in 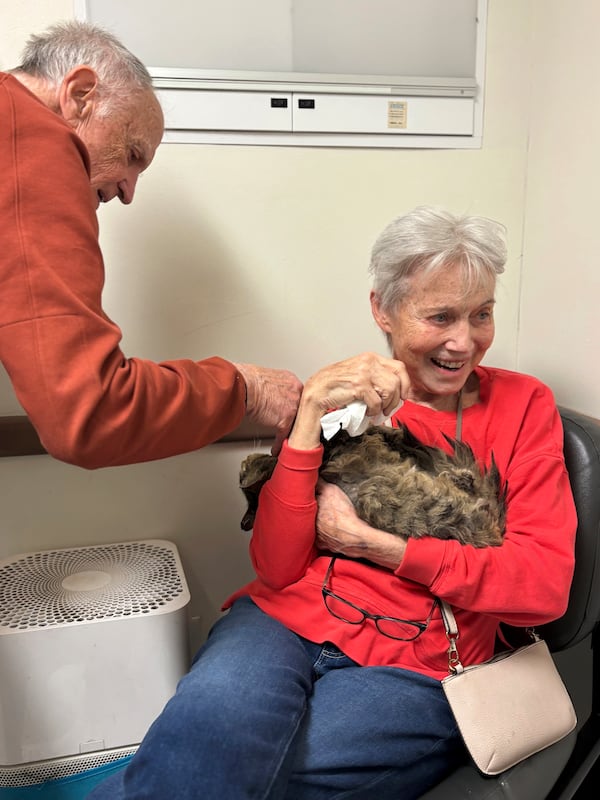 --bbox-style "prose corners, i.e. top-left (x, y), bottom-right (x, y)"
top-left (303, 352), bottom-right (408, 419)
top-left (316, 480), bottom-right (407, 570)
top-left (315, 481), bottom-right (365, 556)
top-left (234, 363), bottom-right (303, 455)
top-left (288, 352), bottom-right (410, 450)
